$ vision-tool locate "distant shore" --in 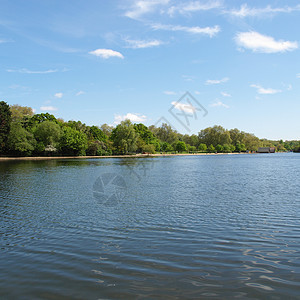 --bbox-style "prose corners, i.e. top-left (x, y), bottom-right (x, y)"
top-left (0, 152), bottom-right (250, 161)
